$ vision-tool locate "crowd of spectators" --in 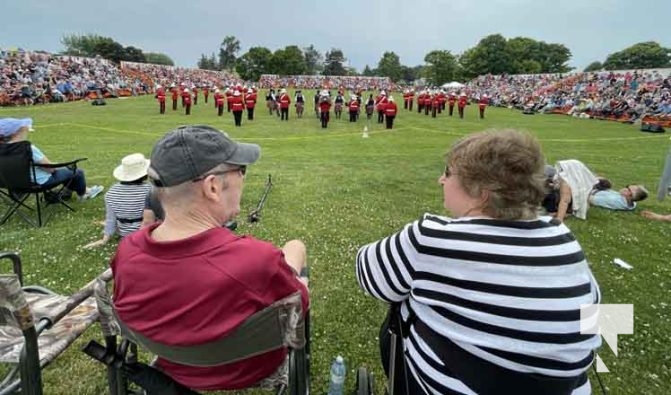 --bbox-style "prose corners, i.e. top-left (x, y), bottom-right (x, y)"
top-left (466, 69), bottom-right (671, 125)
top-left (259, 74), bottom-right (394, 91)
top-left (0, 48), bottom-right (243, 107)
top-left (120, 61), bottom-right (242, 92)
top-left (0, 48), bottom-right (146, 106)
